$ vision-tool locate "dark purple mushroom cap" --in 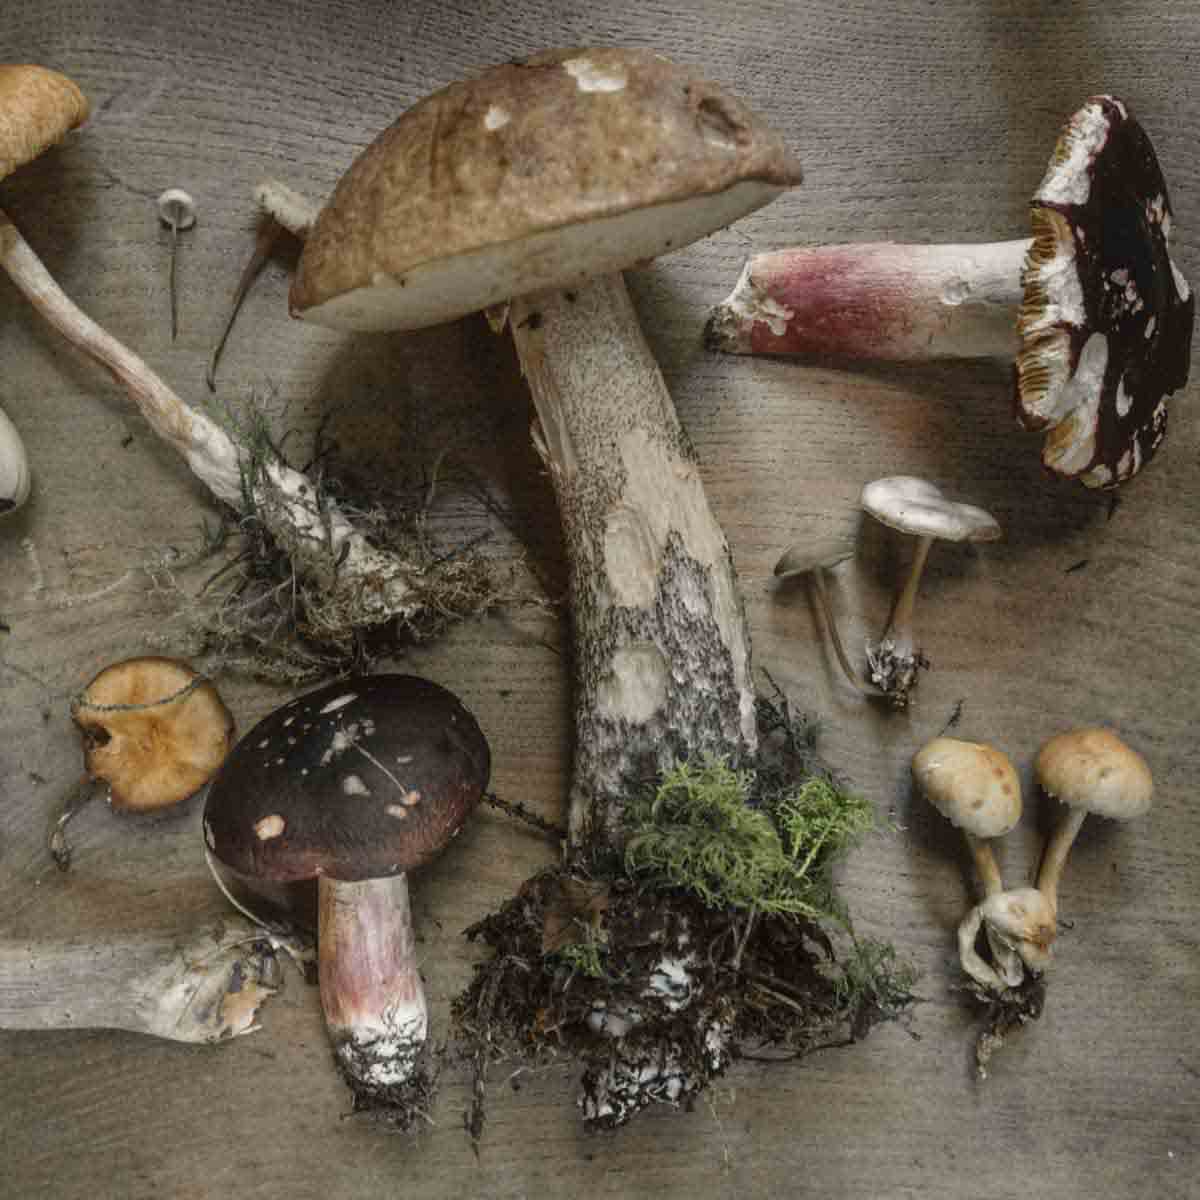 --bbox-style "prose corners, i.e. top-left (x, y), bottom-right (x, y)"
top-left (203, 675), bottom-right (490, 883)
top-left (1017, 95), bottom-right (1194, 488)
